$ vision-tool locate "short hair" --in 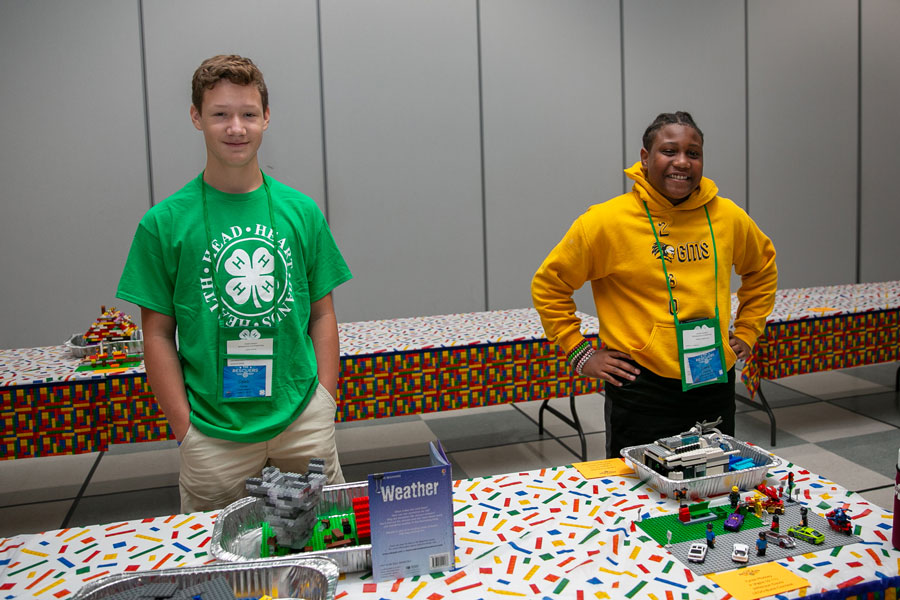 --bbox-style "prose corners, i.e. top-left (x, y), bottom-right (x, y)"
top-left (642, 111), bottom-right (704, 151)
top-left (191, 55), bottom-right (268, 114)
